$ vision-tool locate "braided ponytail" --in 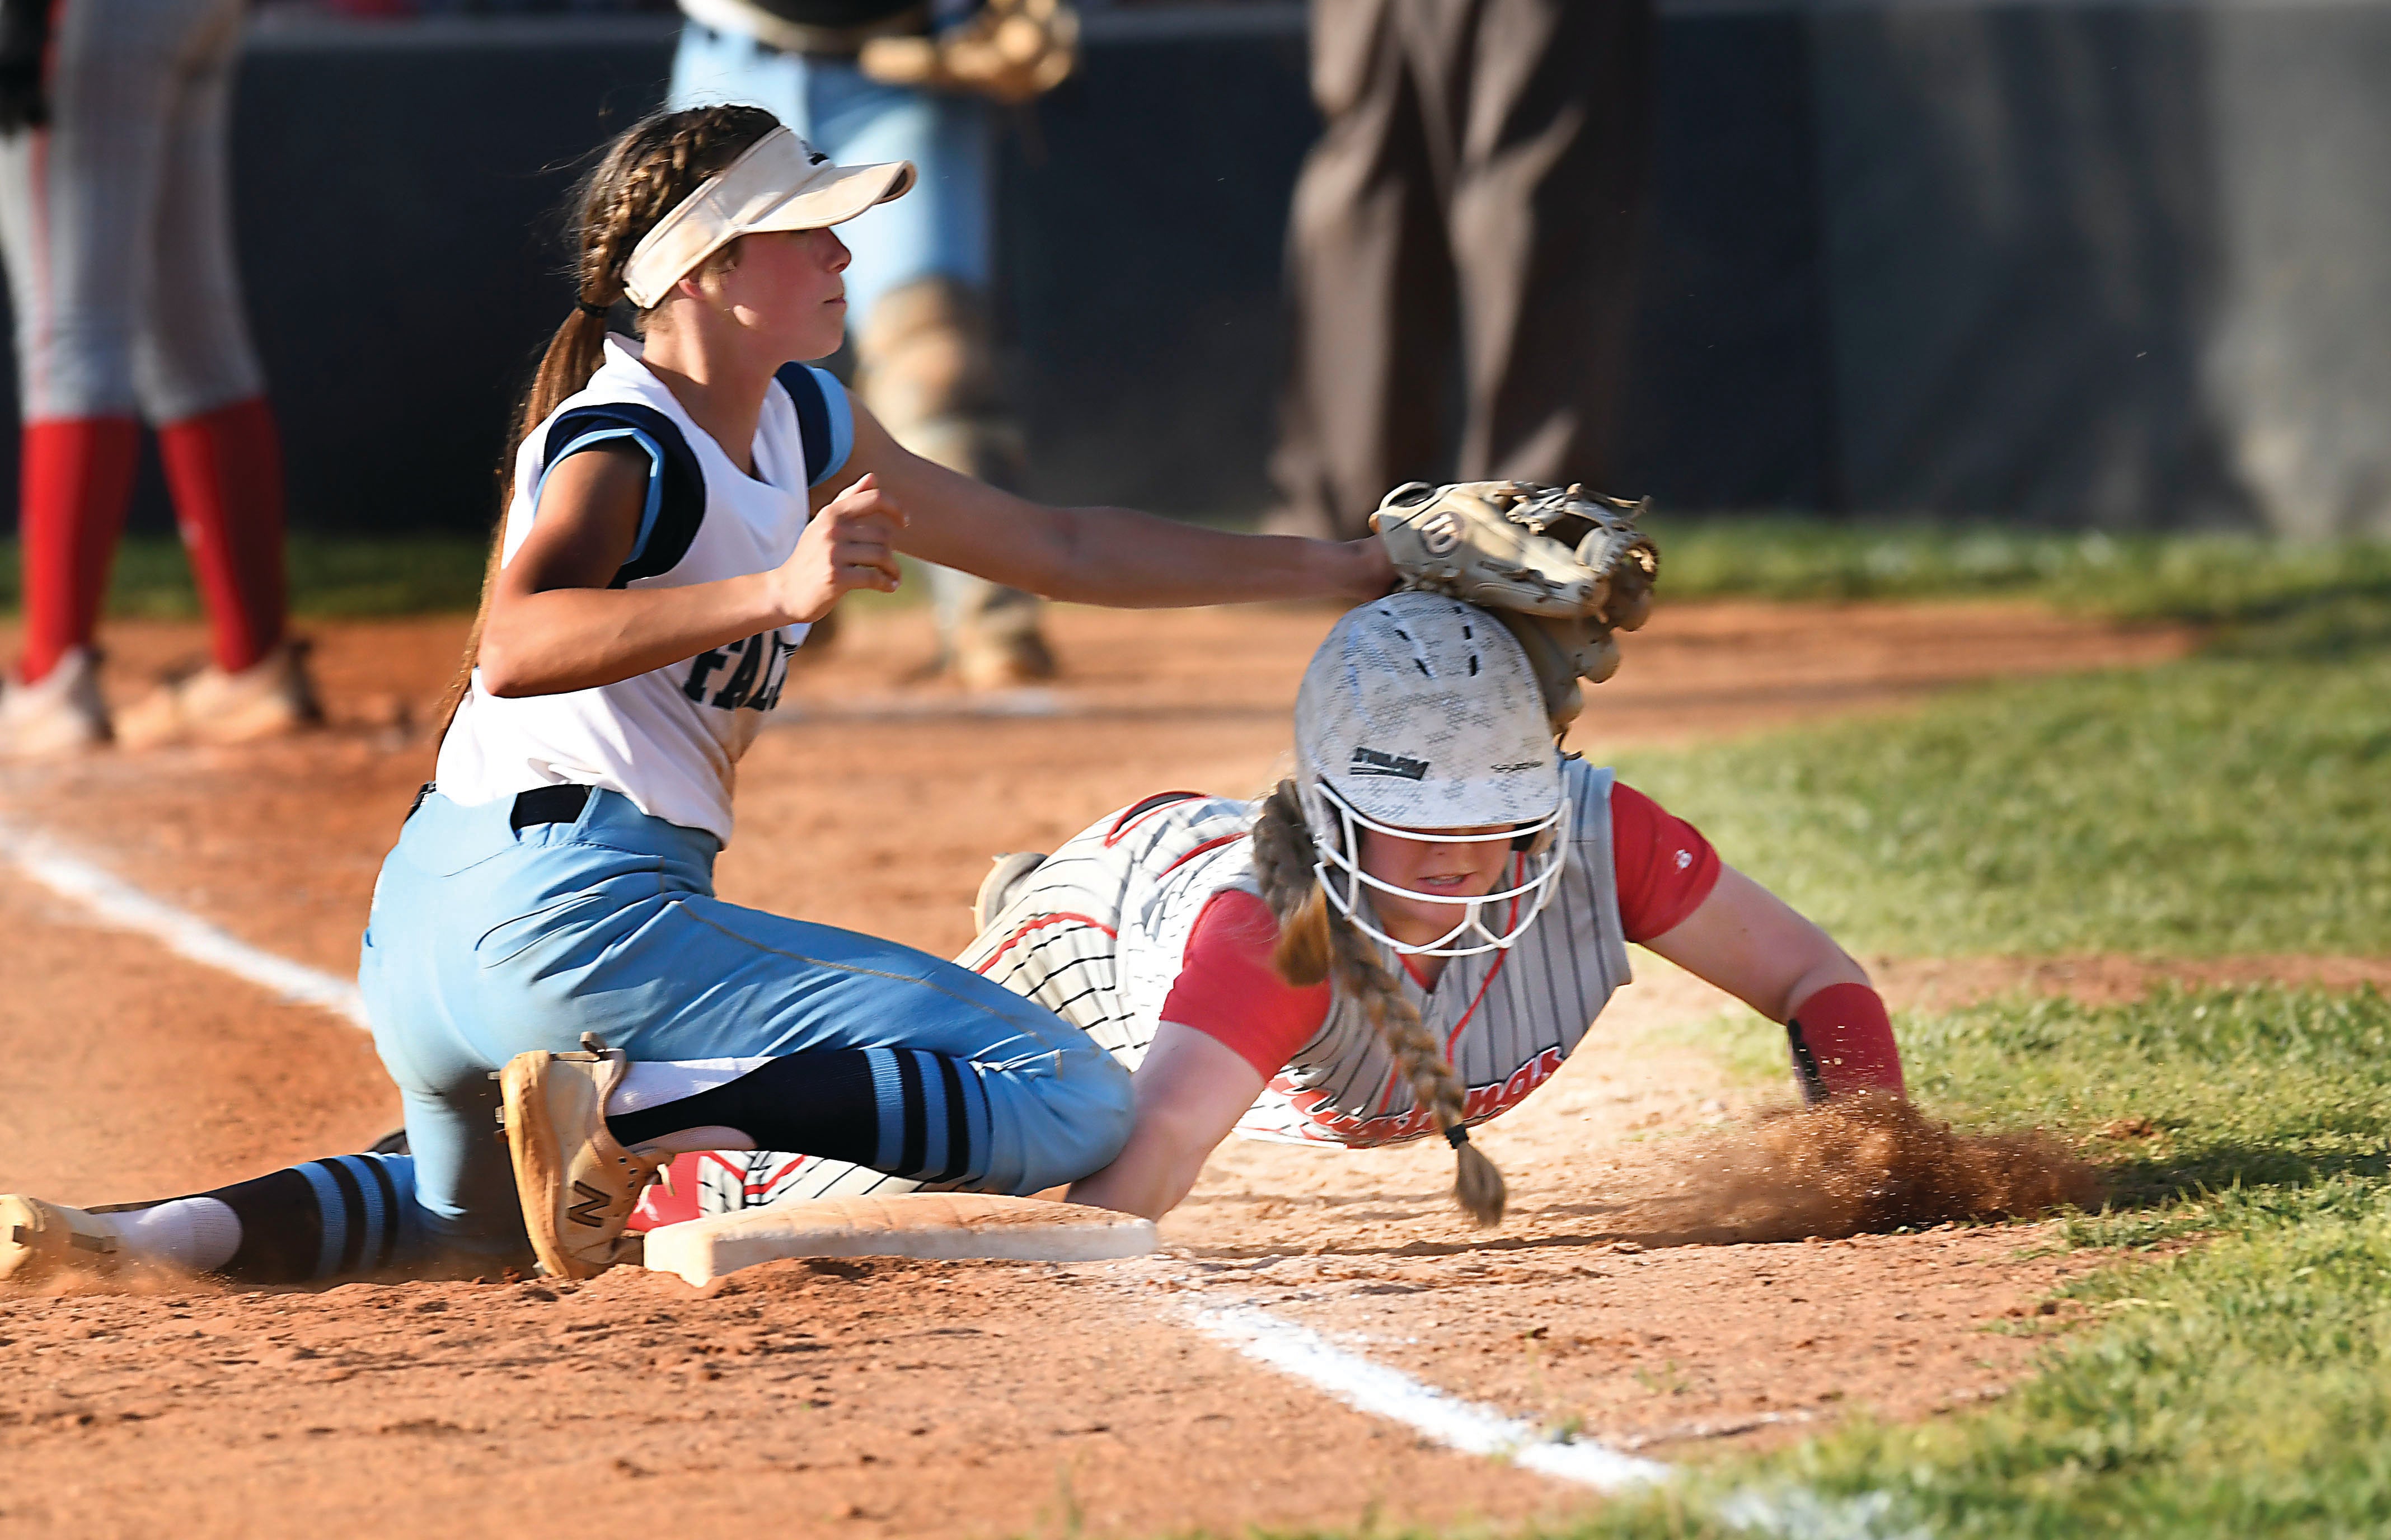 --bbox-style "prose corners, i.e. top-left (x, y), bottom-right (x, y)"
top-left (437, 104), bottom-right (784, 733)
top-left (1251, 781), bottom-right (1507, 1226)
